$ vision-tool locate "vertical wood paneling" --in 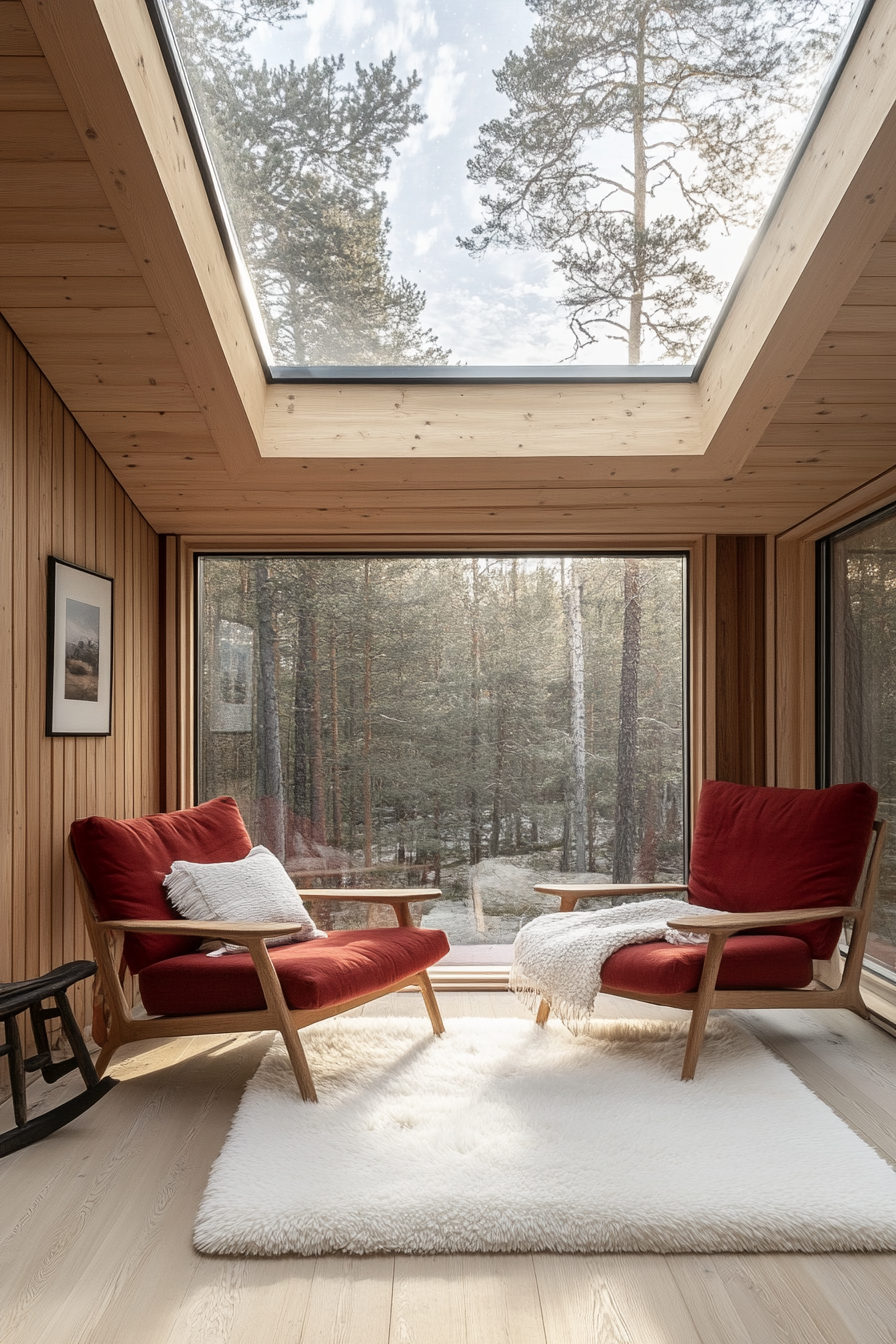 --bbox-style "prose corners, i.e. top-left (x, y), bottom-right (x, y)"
top-left (0, 323), bottom-right (12, 983)
top-left (714, 535), bottom-right (768, 786)
top-left (775, 536), bottom-right (816, 788)
top-left (0, 313), bottom-right (160, 1076)
top-left (702, 535), bottom-right (717, 789)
